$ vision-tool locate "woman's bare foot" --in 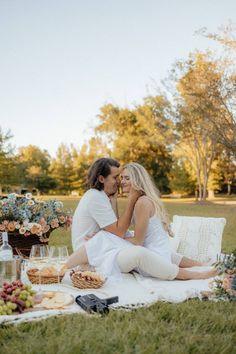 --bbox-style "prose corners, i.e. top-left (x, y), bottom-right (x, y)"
top-left (176, 267), bottom-right (217, 280)
top-left (200, 268), bottom-right (217, 279)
